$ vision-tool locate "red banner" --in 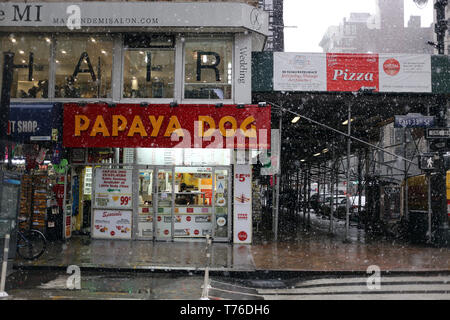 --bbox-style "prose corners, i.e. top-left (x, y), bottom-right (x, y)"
top-left (326, 53), bottom-right (379, 92)
top-left (63, 103), bottom-right (271, 149)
